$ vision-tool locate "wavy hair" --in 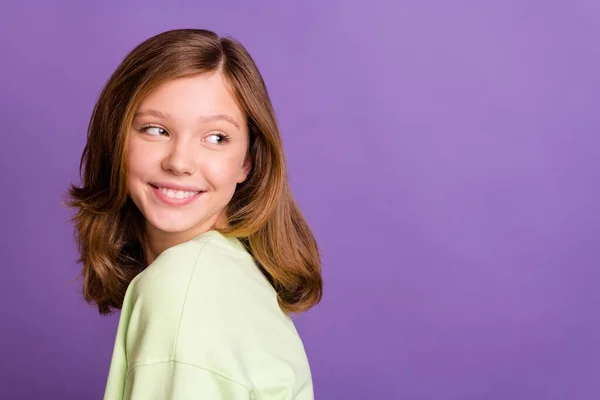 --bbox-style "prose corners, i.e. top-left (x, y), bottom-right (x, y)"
top-left (65, 29), bottom-right (322, 315)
